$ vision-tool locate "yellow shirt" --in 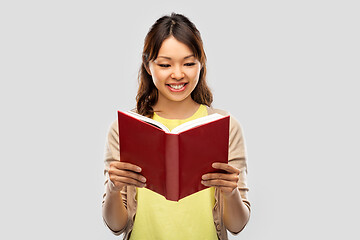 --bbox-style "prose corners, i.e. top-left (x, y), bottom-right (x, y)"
top-left (129, 104), bottom-right (218, 240)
